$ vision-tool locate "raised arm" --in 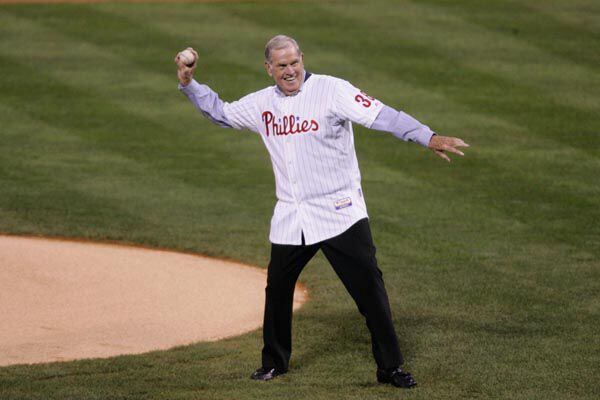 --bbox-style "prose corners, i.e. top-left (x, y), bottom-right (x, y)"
top-left (175, 48), bottom-right (233, 128)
